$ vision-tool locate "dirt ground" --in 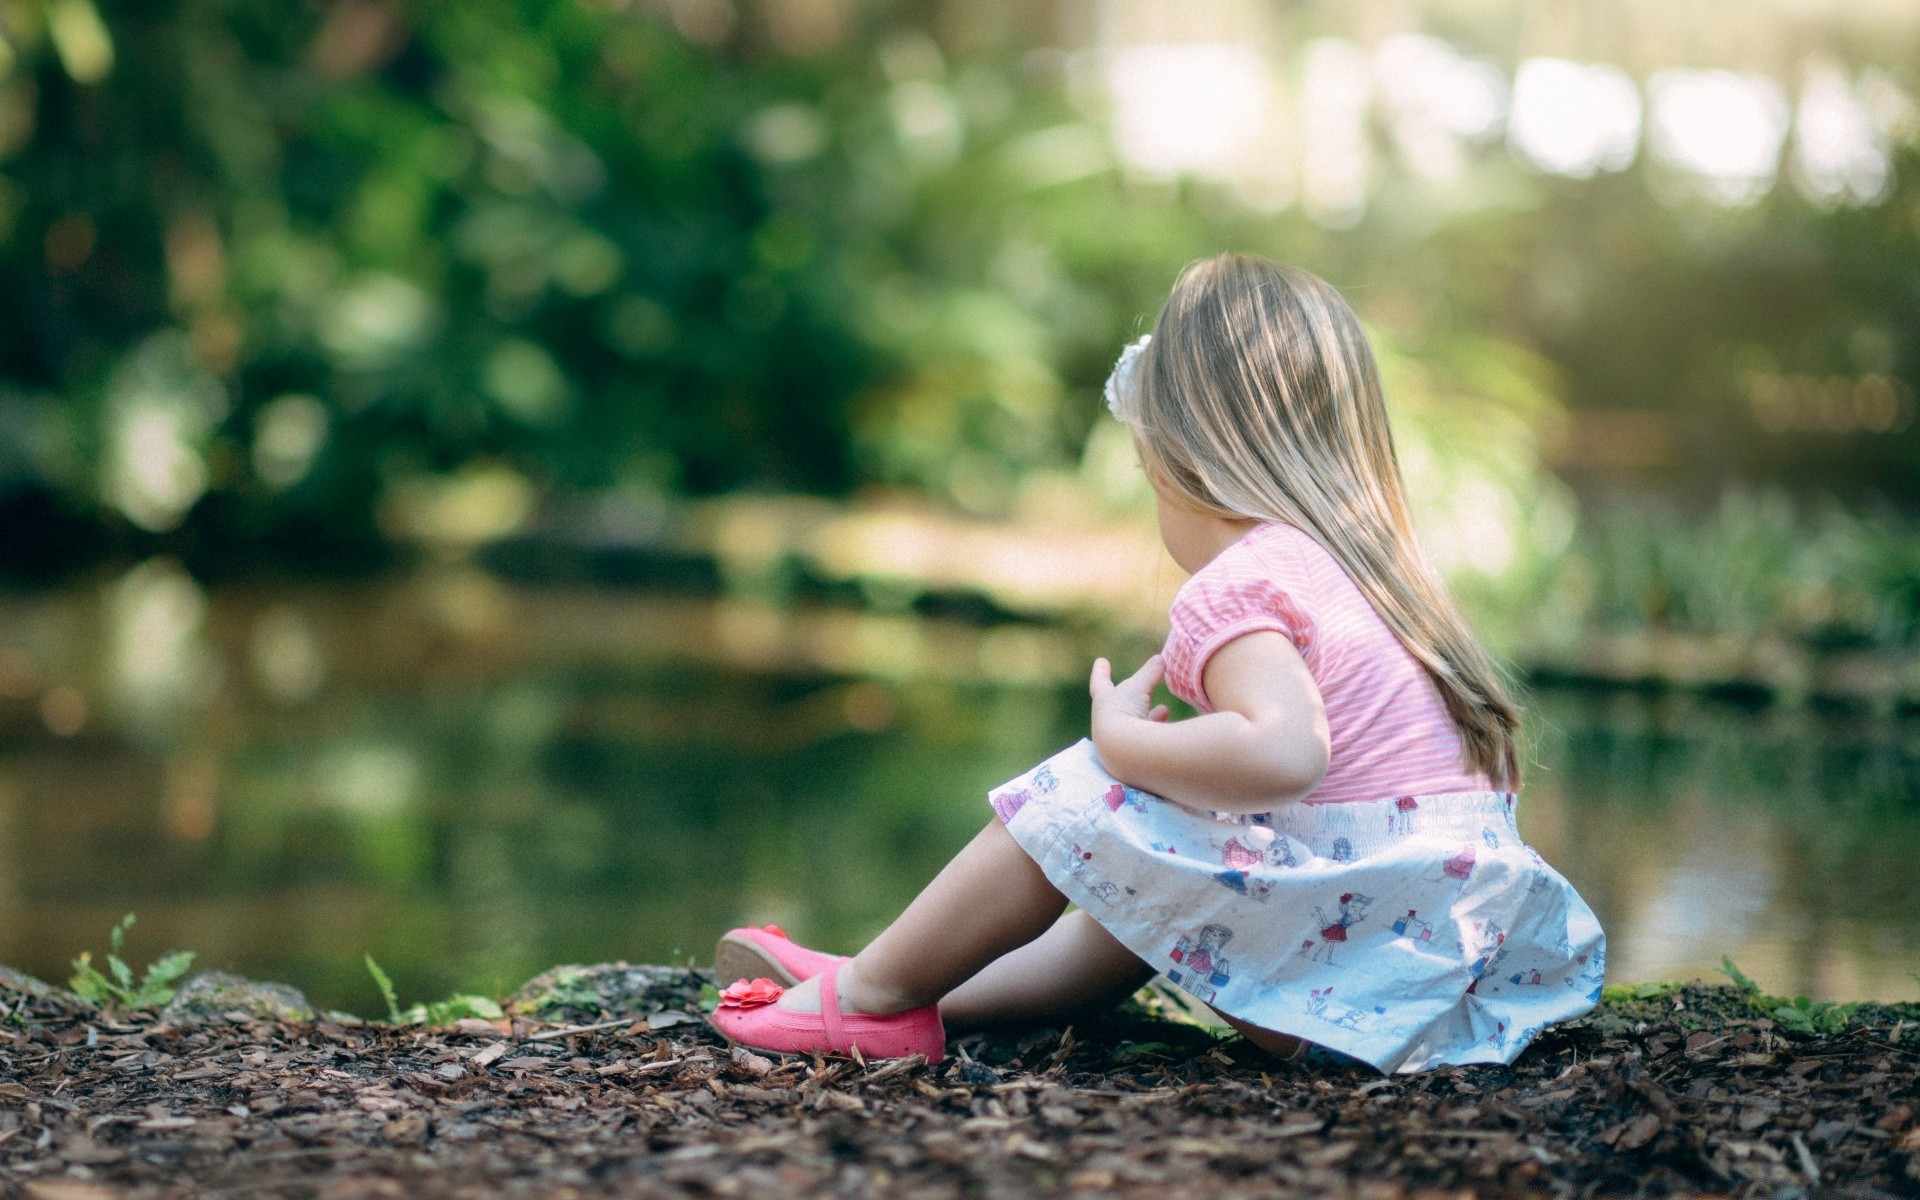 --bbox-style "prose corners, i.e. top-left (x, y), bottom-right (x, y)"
top-left (0, 964), bottom-right (1915, 1200)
